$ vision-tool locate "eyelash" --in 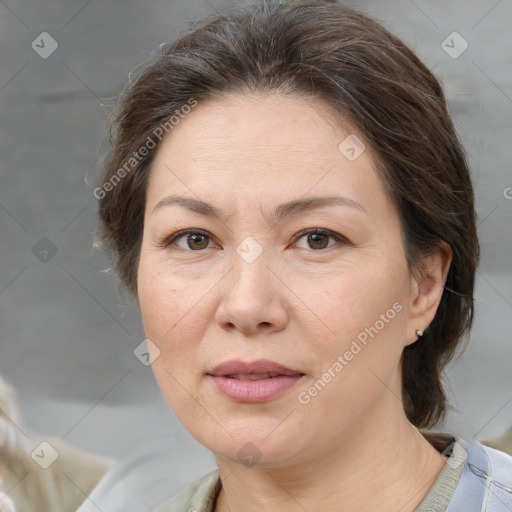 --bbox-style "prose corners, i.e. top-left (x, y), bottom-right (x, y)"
top-left (157, 227), bottom-right (350, 252)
